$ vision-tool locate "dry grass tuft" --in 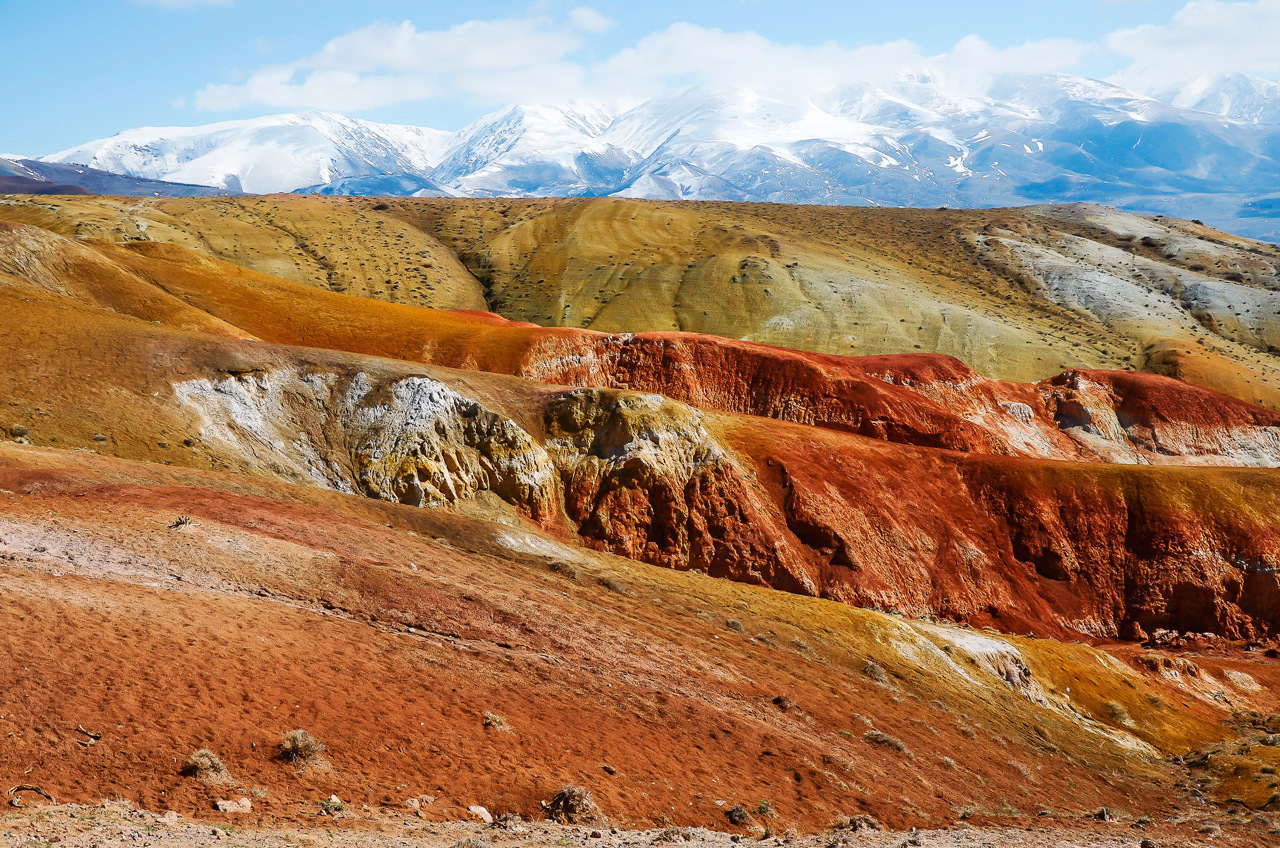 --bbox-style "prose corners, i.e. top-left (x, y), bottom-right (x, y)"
top-left (598, 575), bottom-right (627, 594)
top-left (183, 748), bottom-right (230, 784)
top-left (549, 560), bottom-right (578, 580)
top-left (483, 712), bottom-right (512, 732)
top-left (279, 728), bottom-right (326, 765)
top-left (829, 813), bottom-right (881, 832)
top-left (546, 785), bottom-right (601, 824)
top-left (1106, 700), bottom-right (1136, 728)
top-left (862, 660), bottom-right (890, 685)
top-left (489, 811), bottom-right (524, 829)
top-left (864, 729), bottom-right (913, 758)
